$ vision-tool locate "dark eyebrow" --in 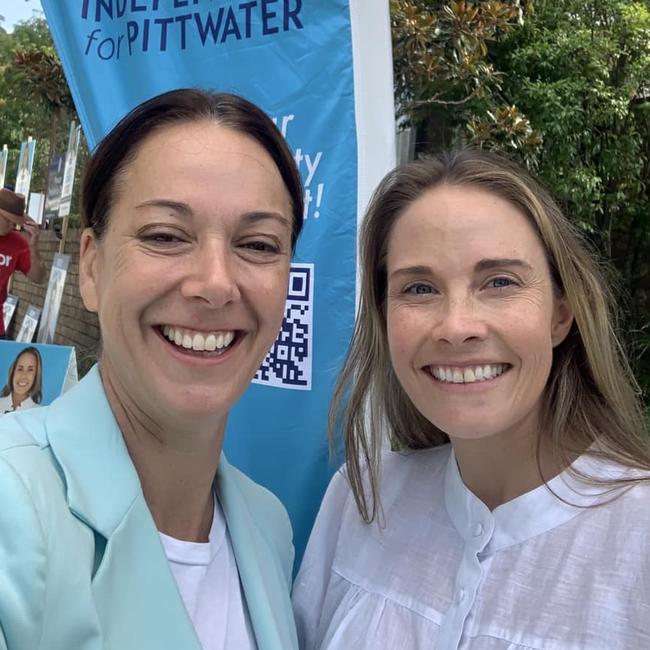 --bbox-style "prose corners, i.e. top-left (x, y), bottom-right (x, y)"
top-left (134, 202), bottom-right (291, 229)
top-left (135, 199), bottom-right (193, 216)
top-left (474, 258), bottom-right (532, 272)
top-left (241, 211), bottom-right (292, 230)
